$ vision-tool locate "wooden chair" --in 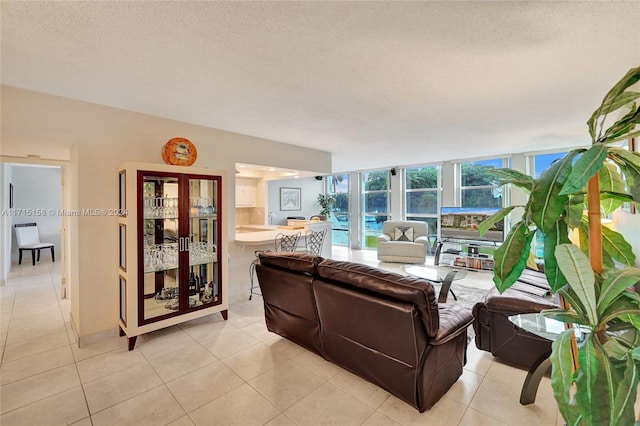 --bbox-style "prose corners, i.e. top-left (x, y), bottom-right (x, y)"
top-left (14, 223), bottom-right (55, 266)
